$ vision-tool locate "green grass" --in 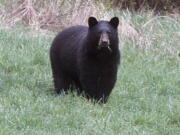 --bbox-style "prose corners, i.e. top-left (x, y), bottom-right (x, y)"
top-left (0, 13), bottom-right (179, 135)
top-left (0, 0), bottom-right (5, 4)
